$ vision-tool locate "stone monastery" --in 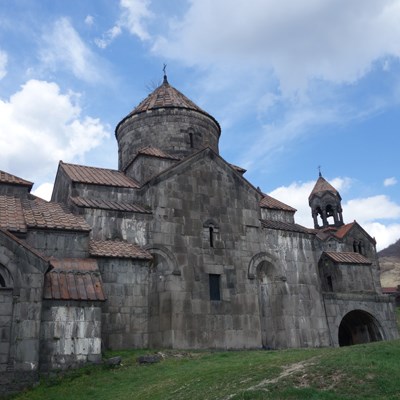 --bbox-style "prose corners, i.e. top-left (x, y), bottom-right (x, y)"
top-left (0, 73), bottom-right (398, 392)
